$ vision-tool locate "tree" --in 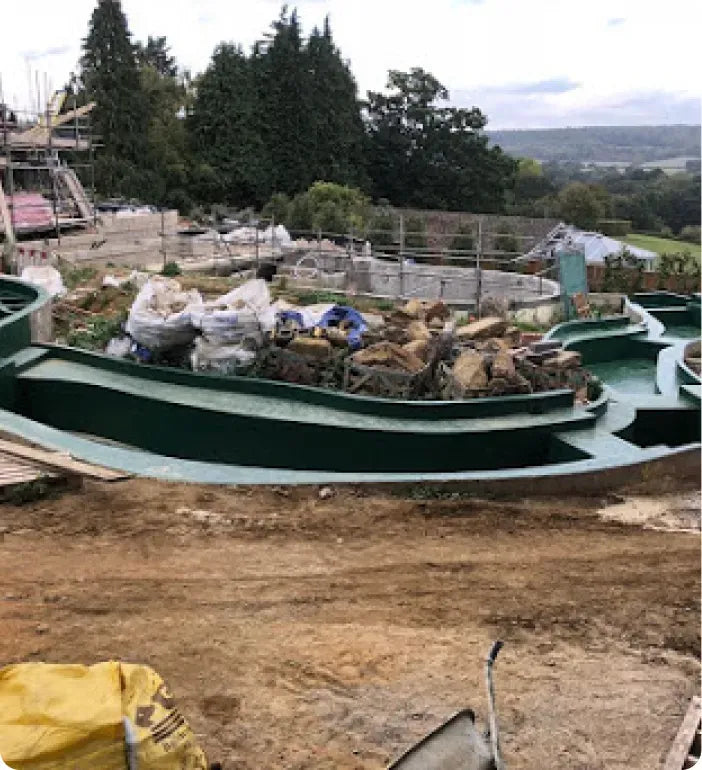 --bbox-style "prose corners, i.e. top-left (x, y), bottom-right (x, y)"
top-left (187, 44), bottom-right (271, 206)
top-left (256, 7), bottom-right (315, 195)
top-left (655, 174), bottom-right (700, 234)
top-left (80, 0), bottom-right (148, 197)
top-left (556, 182), bottom-right (608, 230)
top-left (136, 35), bottom-right (177, 77)
top-left (364, 68), bottom-right (516, 211)
top-left (306, 18), bottom-right (367, 189)
top-left (512, 158), bottom-right (555, 206)
top-left (138, 53), bottom-right (190, 210)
